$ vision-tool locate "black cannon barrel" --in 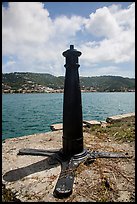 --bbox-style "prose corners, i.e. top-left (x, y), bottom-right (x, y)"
top-left (17, 45), bottom-right (131, 199)
top-left (62, 45), bottom-right (83, 157)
